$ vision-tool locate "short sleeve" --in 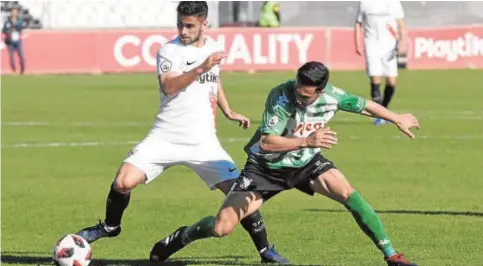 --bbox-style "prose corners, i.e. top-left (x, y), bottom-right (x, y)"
top-left (391, 0), bottom-right (404, 20)
top-left (259, 90), bottom-right (291, 136)
top-left (330, 85), bottom-right (366, 113)
top-left (156, 43), bottom-right (183, 76)
top-left (355, 1), bottom-right (364, 23)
